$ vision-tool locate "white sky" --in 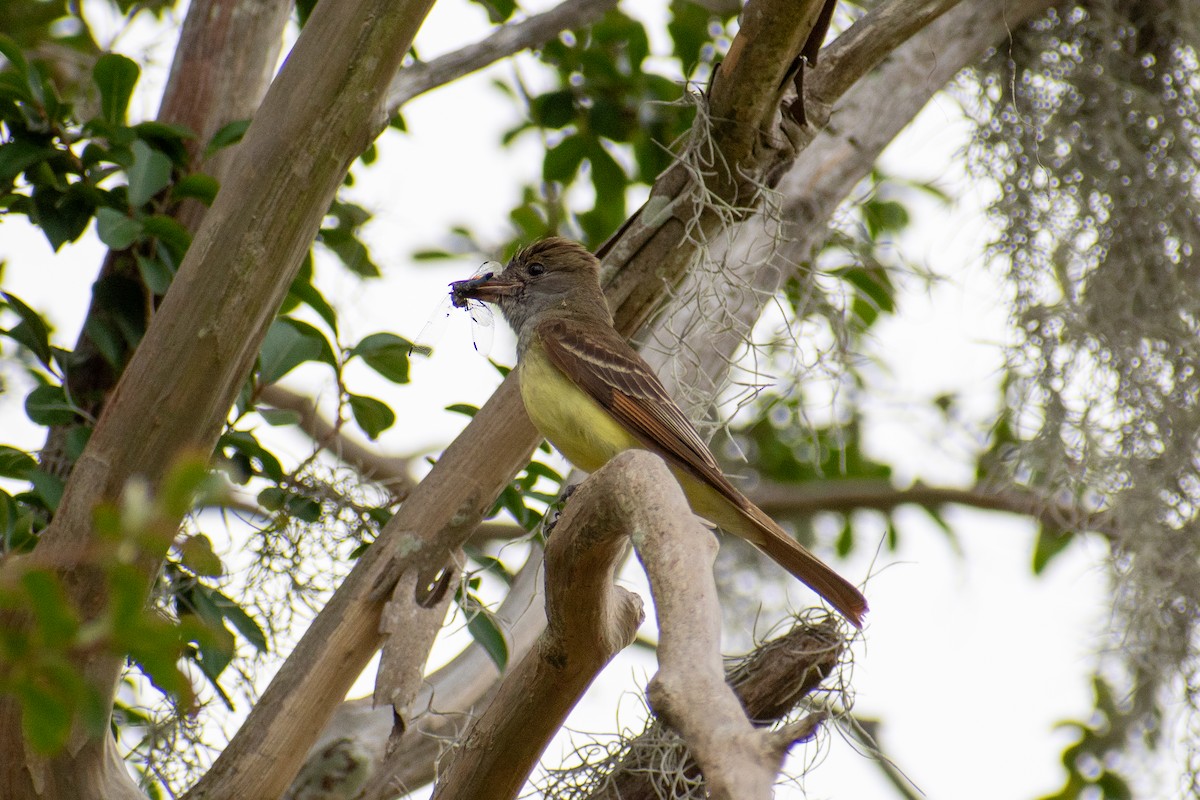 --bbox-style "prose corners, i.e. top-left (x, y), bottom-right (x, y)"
top-left (0, 1), bottom-right (1119, 798)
